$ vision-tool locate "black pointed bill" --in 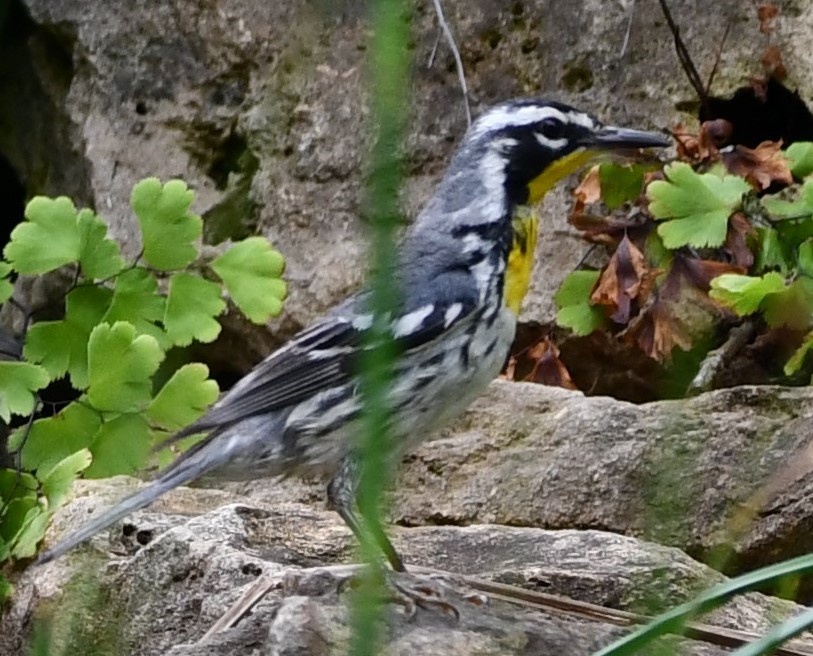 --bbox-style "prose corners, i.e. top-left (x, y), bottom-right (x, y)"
top-left (526, 124), bottom-right (669, 205)
top-left (583, 126), bottom-right (671, 150)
